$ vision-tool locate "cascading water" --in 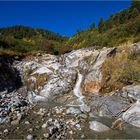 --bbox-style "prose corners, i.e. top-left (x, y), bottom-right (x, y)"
top-left (73, 72), bottom-right (84, 99)
top-left (68, 71), bottom-right (90, 112)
